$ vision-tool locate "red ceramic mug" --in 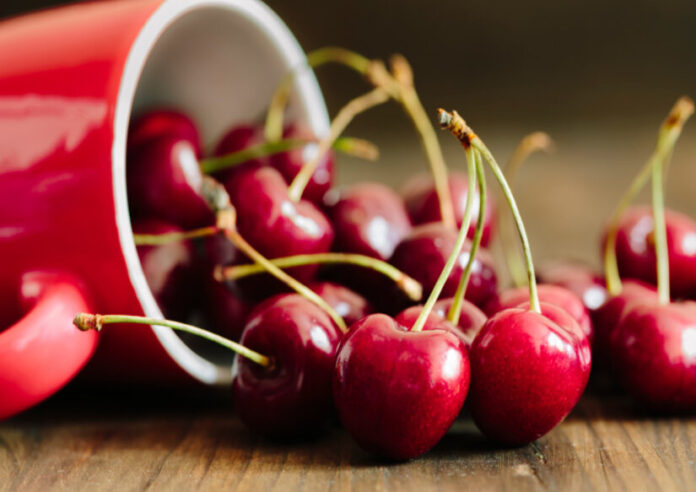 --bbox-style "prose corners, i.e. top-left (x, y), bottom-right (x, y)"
top-left (0, 0), bottom-right (329, 419)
